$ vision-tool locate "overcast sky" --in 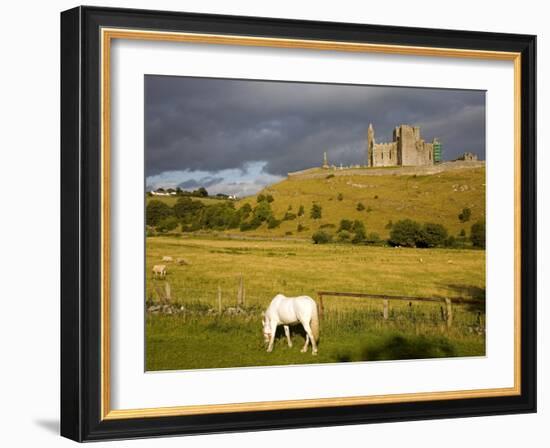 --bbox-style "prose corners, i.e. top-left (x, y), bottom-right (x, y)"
top-left (145, 75), bottom-right (485, 196)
